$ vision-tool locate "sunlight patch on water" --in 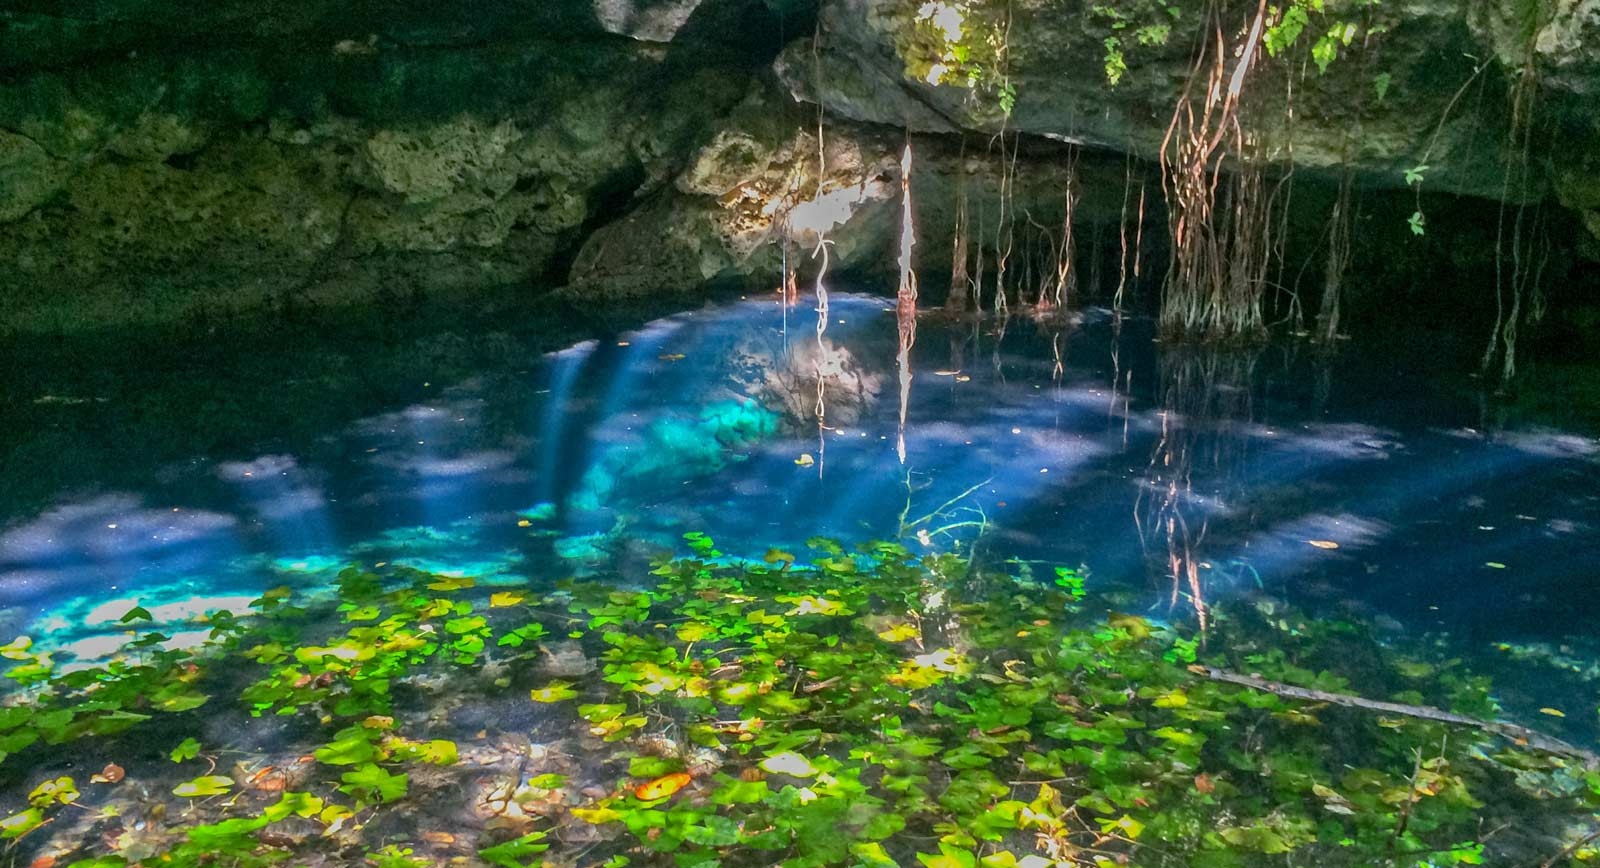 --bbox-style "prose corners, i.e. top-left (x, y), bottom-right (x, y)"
top-left (2, 292), bottom-right (1599, 744)
top-left (1497, 429), bottom-right (1600, 458)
